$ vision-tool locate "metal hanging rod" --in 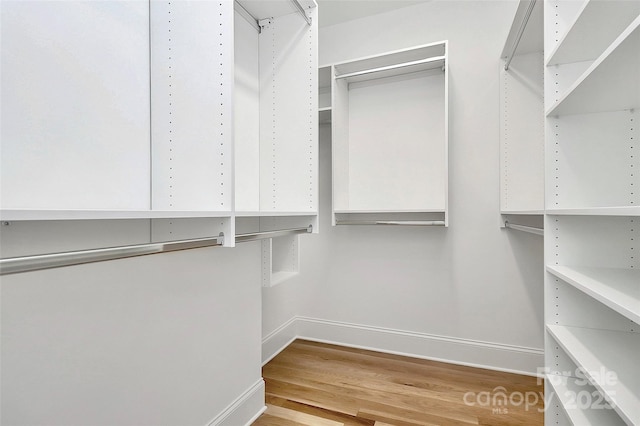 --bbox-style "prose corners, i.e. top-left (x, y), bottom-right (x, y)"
top-left (290, 0), bottom-right (312, 26)
top-left (0, 235), bottom-right (224, 276)
top-left (0, 226), bottom-right (312, 276)
top-left (235, 226), bottom-right (312, 243)
top-left (504, 221), bottom-right (544, 236)
top-left (234, 1), bottom-right (260, 32)
top-left (335, 56), bottom-right (446, 81)
top-left (504, 0), bottom-right (537, 71)
top-left (335, 220), bottom-right (445, 226)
